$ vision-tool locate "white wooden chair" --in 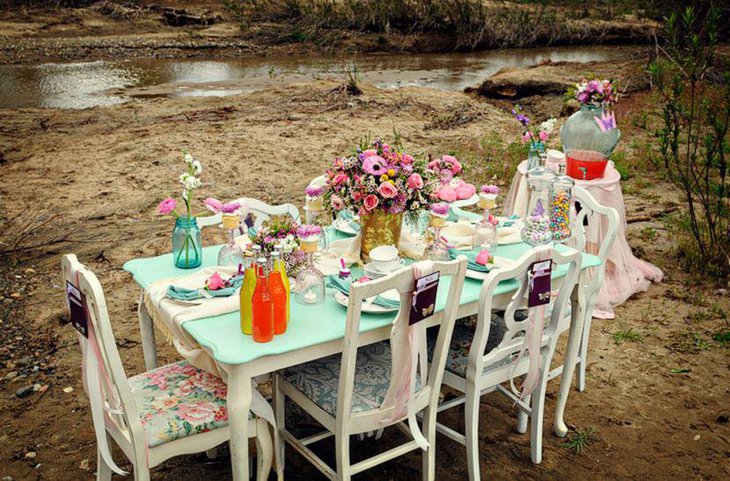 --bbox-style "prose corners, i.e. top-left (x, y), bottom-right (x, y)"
top-left (432, 246), bottom-right (582, 479)
top-left (61, 254), bottom-right (273, 481)
top-left (198, 198), bottom-right (301, 233)
top-left (547, 186), bottom-right (619, 391)
top-left (273, 258), bottom-right (468, 481)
